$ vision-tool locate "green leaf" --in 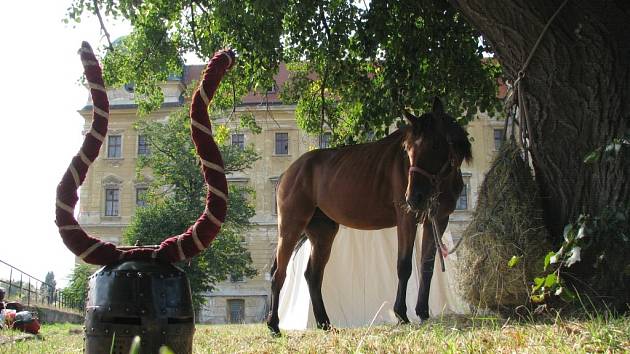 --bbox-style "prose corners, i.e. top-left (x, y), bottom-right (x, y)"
top-left (240, 112), bottom-right (262, 134)
top-left (544, 273), bottom-right (558, 288)
top-left (507, 255), bottom-right (521, 268)
top-left (543, 251), bottom-right (555, 271)
top-left (558, 287), bottom-right (576, 302)
top-left (583, 150), bottom-right (601, 164)
top-left (531, 294), bottom-right (545, 303)
top-left (215, 124), bottom-right (230, 145)
top-left (533, 277), bottom-right (545, 291)
top-left (563, 224), bottom-right (575, 242)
